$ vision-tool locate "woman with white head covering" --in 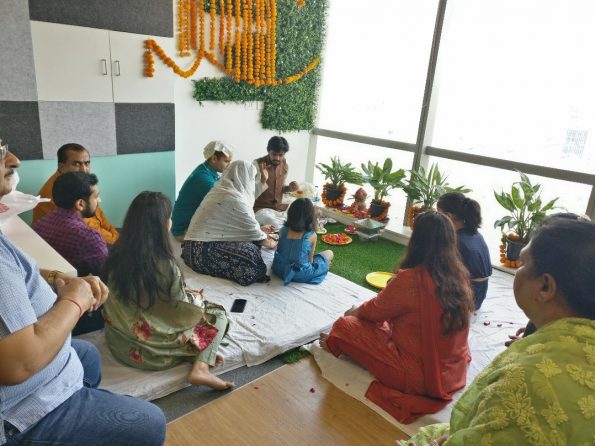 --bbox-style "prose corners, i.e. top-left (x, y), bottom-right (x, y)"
top-left (182, 160), bottom-right (278, 285)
